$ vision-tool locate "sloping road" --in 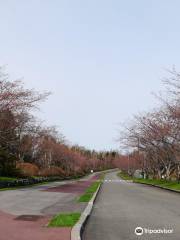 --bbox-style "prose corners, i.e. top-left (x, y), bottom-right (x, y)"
top-left (0, 173), bottom-right (98, 240)
top-left (83, 171), bottom-right (180, 240)
top-left (0, 173), bottom-right (95, 216)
